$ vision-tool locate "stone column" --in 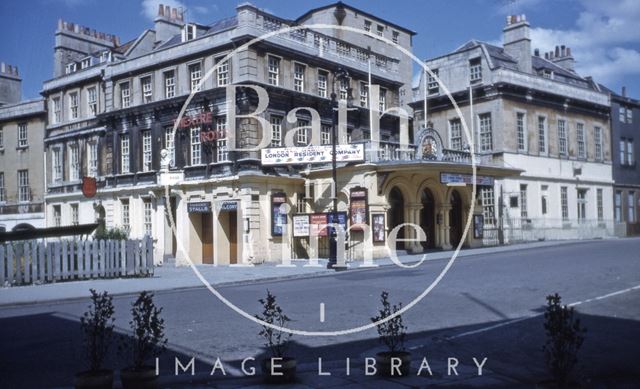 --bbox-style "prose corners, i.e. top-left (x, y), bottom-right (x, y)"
top-left (440, 204), bottom-right (453, 250)
top-left (154, 197), bottom-right (166, 266)
top-left (406, 203), bottom-right (424, 253)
